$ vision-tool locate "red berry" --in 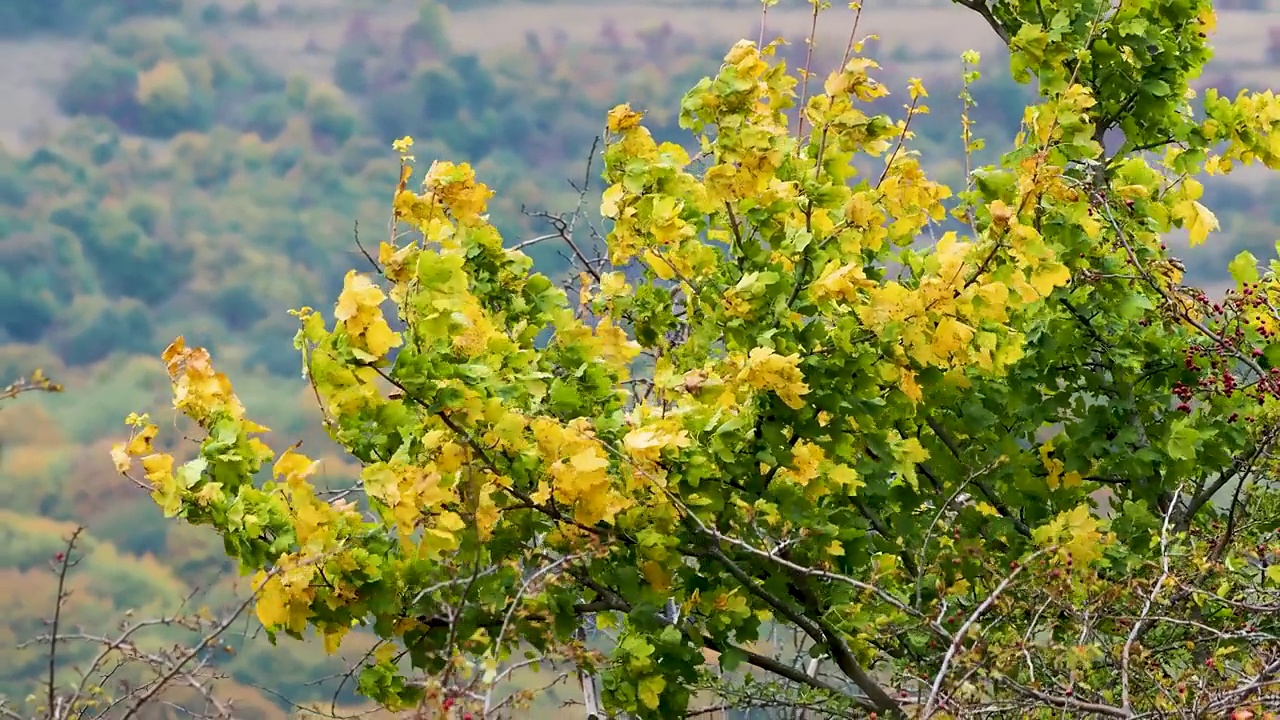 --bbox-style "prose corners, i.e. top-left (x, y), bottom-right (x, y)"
top-left (54, 552), bottom-right (64, 562)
